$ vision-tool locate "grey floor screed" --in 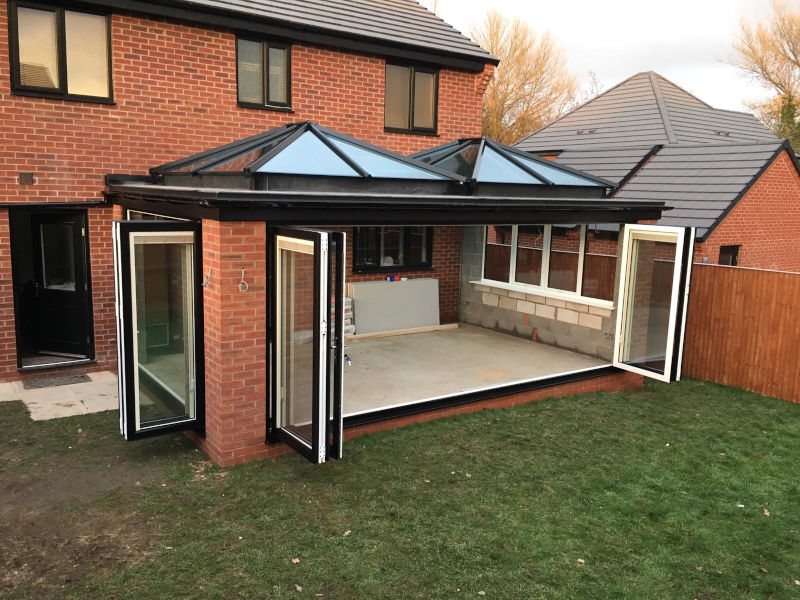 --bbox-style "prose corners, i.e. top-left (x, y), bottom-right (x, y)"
top-left (343, 323), bottom-right (608, 415)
